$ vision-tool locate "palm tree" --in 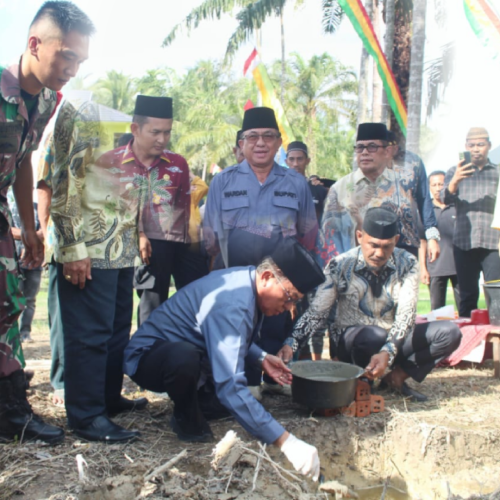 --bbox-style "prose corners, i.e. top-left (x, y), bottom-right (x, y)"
top-left (135, 69), bottom-right (175, 97)
top-left (170, 61), bottom-right (254, 173)
top-left (406, 0), bottom-right (426, 154)
top-left (163, 0), bottom-right (345, 109)
top-left (272, 52), bottom-right (357, 173)
top-left (92, 70), bottom-right (135, 113)
top-left (381, 0), bottom-right (396, 124)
